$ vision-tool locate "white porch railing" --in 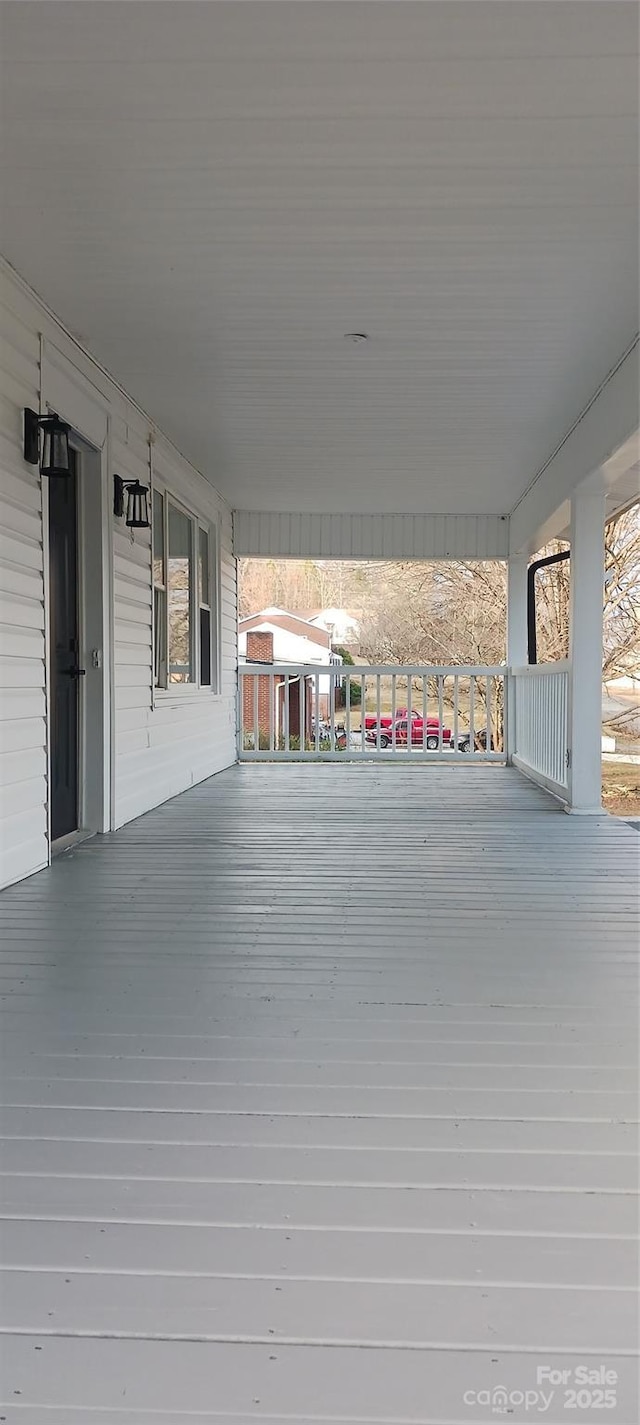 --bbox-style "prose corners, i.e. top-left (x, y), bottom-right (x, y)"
top-left (239, 664), bottom-right (507, 761)
top-left (511, 661), bottom-right (570, 797)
